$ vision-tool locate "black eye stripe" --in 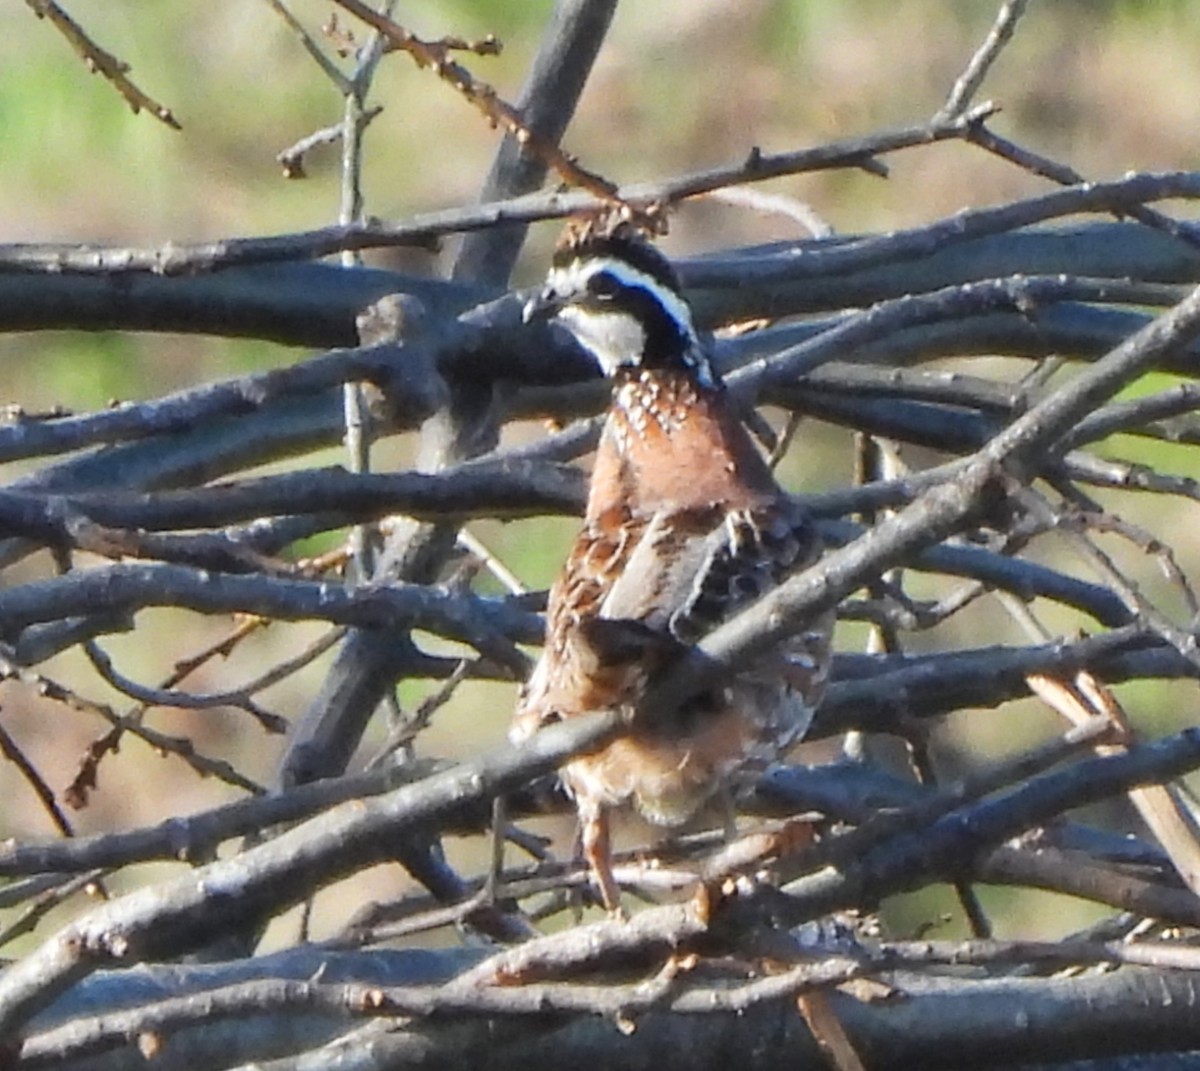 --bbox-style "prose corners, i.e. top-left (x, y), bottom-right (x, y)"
top-left (553, 234), bottom-right (681, 294)
top-left (587, 270), bottom-right (622, 298)
top-left (619, 287), bottom-right (689, 365)
top-left (577, 281), bottom-right (668, 320)
top-left (567, 276), bottom-right (692, 364)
